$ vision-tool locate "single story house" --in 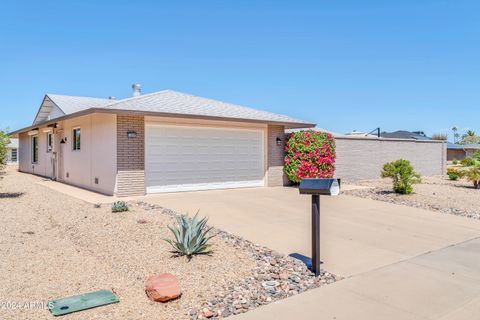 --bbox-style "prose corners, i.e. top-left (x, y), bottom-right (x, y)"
top-left (380, 130), bottom-right (432, 140)
top-left (447, 143), bottom-right (480, 161)
top-left (10, 86), bottom-right (314, 196)
top-left (6, 138), bottom-right (19, 165)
